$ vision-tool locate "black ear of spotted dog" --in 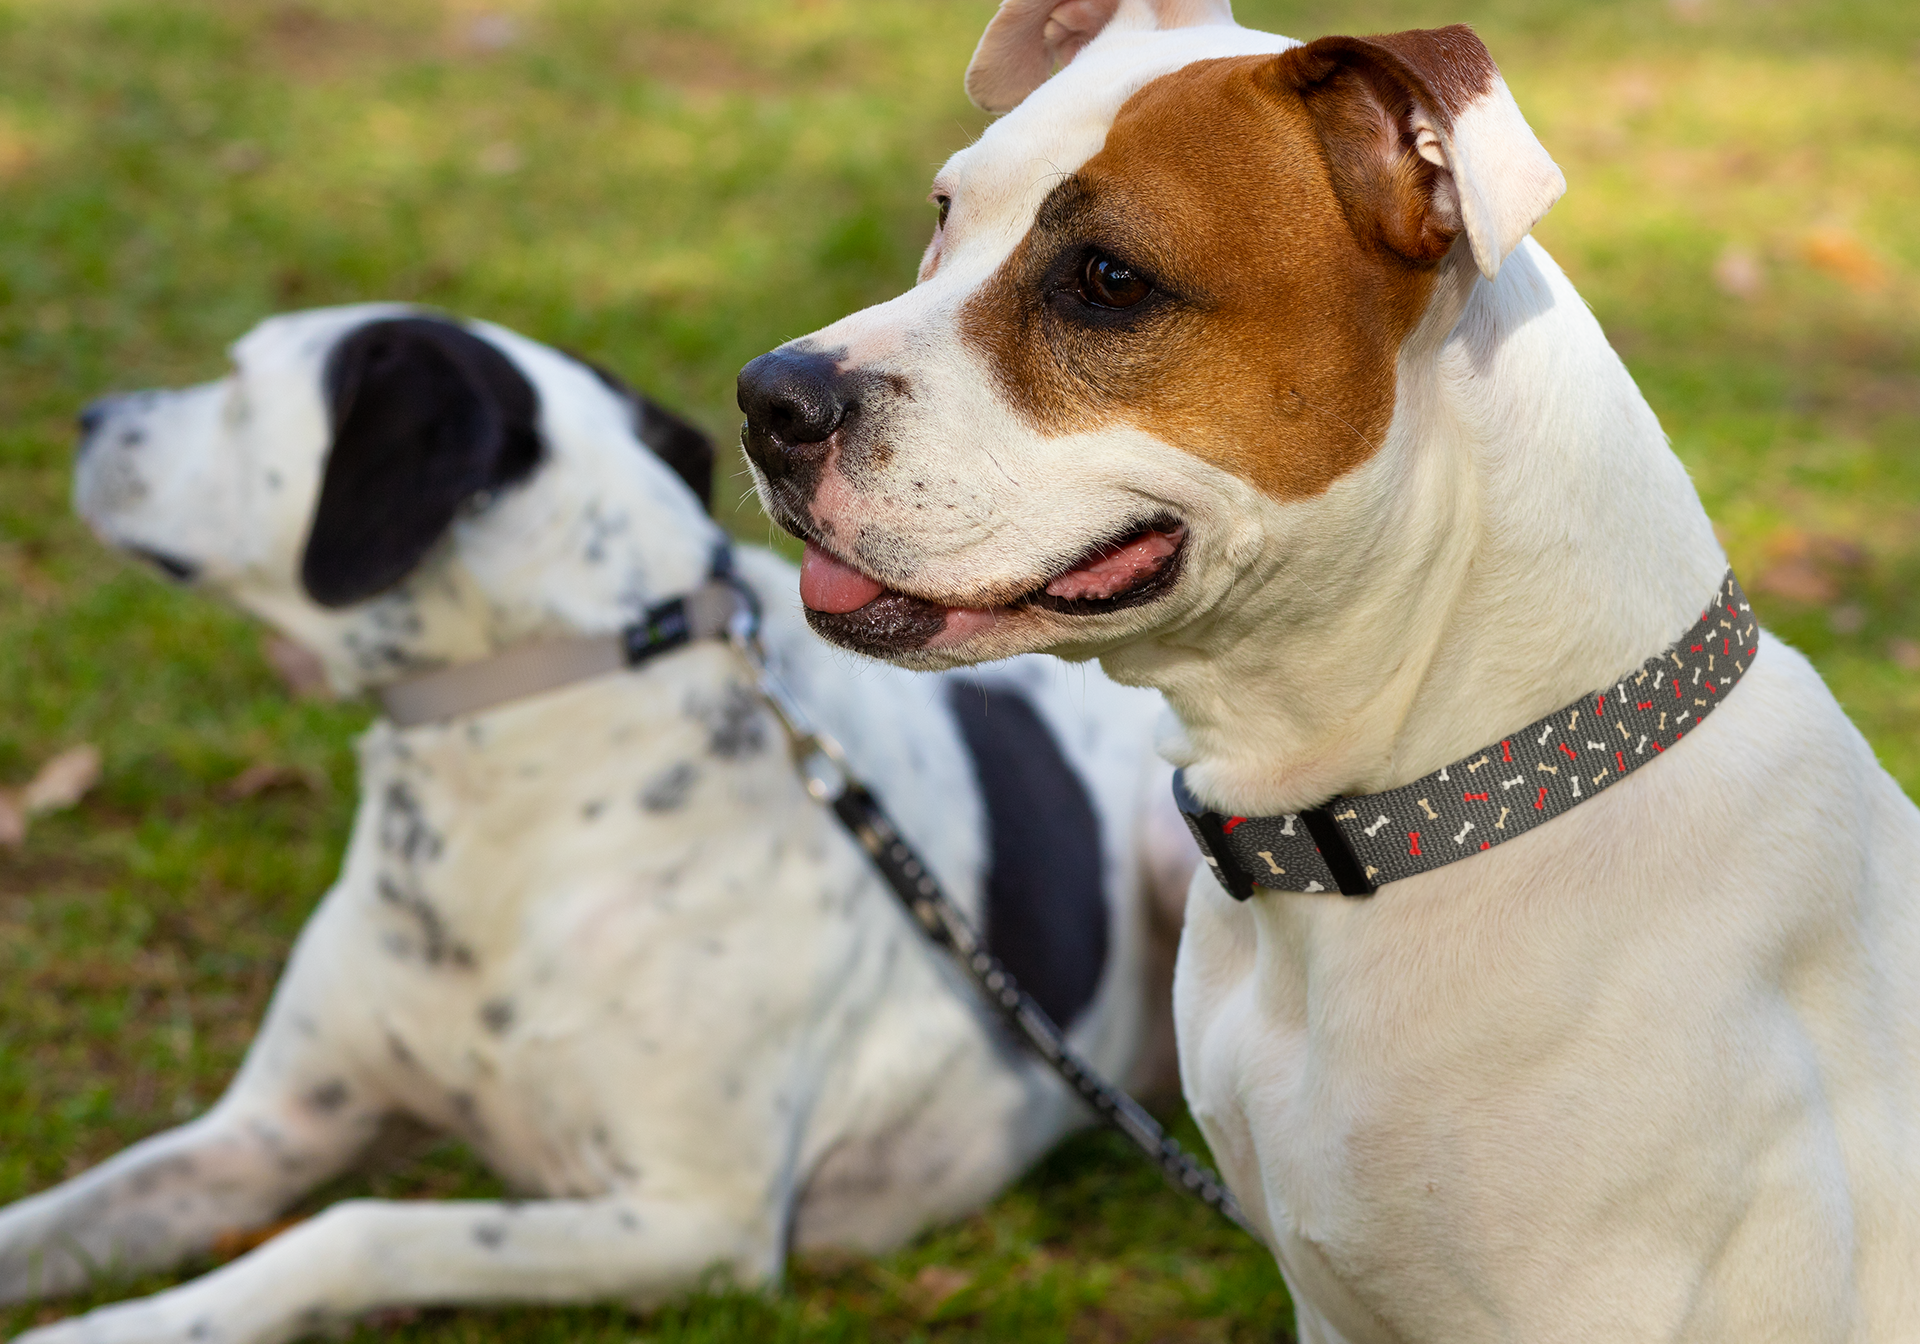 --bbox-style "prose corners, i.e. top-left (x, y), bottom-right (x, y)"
top-left (573, 356), bottom-right (716, 510)
top-left (302, 317), bottom-right (543, 608)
